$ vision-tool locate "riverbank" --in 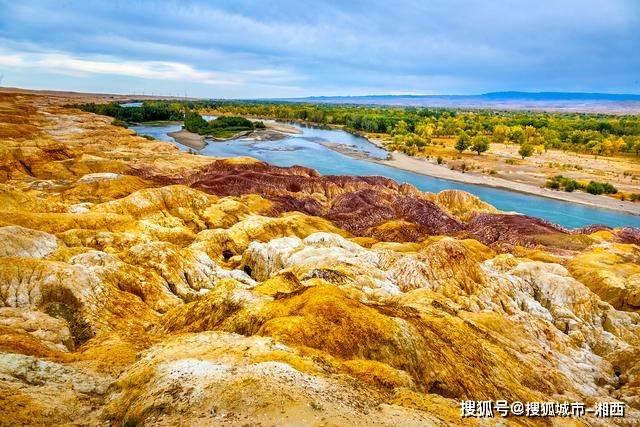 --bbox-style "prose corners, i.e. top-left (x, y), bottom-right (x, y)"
top-left (363, 137), bottom-right (640, 216)
top-left (168, 119), bottom-right (302, 149)
top-left (167, 129), bottom-right (206, 149)
top-left (138, 116), bottom-right (640, 220)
